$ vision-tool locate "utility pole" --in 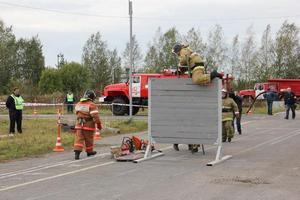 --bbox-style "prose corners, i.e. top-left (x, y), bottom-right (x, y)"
top-left (129, 0), bottom-right (133, 117)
